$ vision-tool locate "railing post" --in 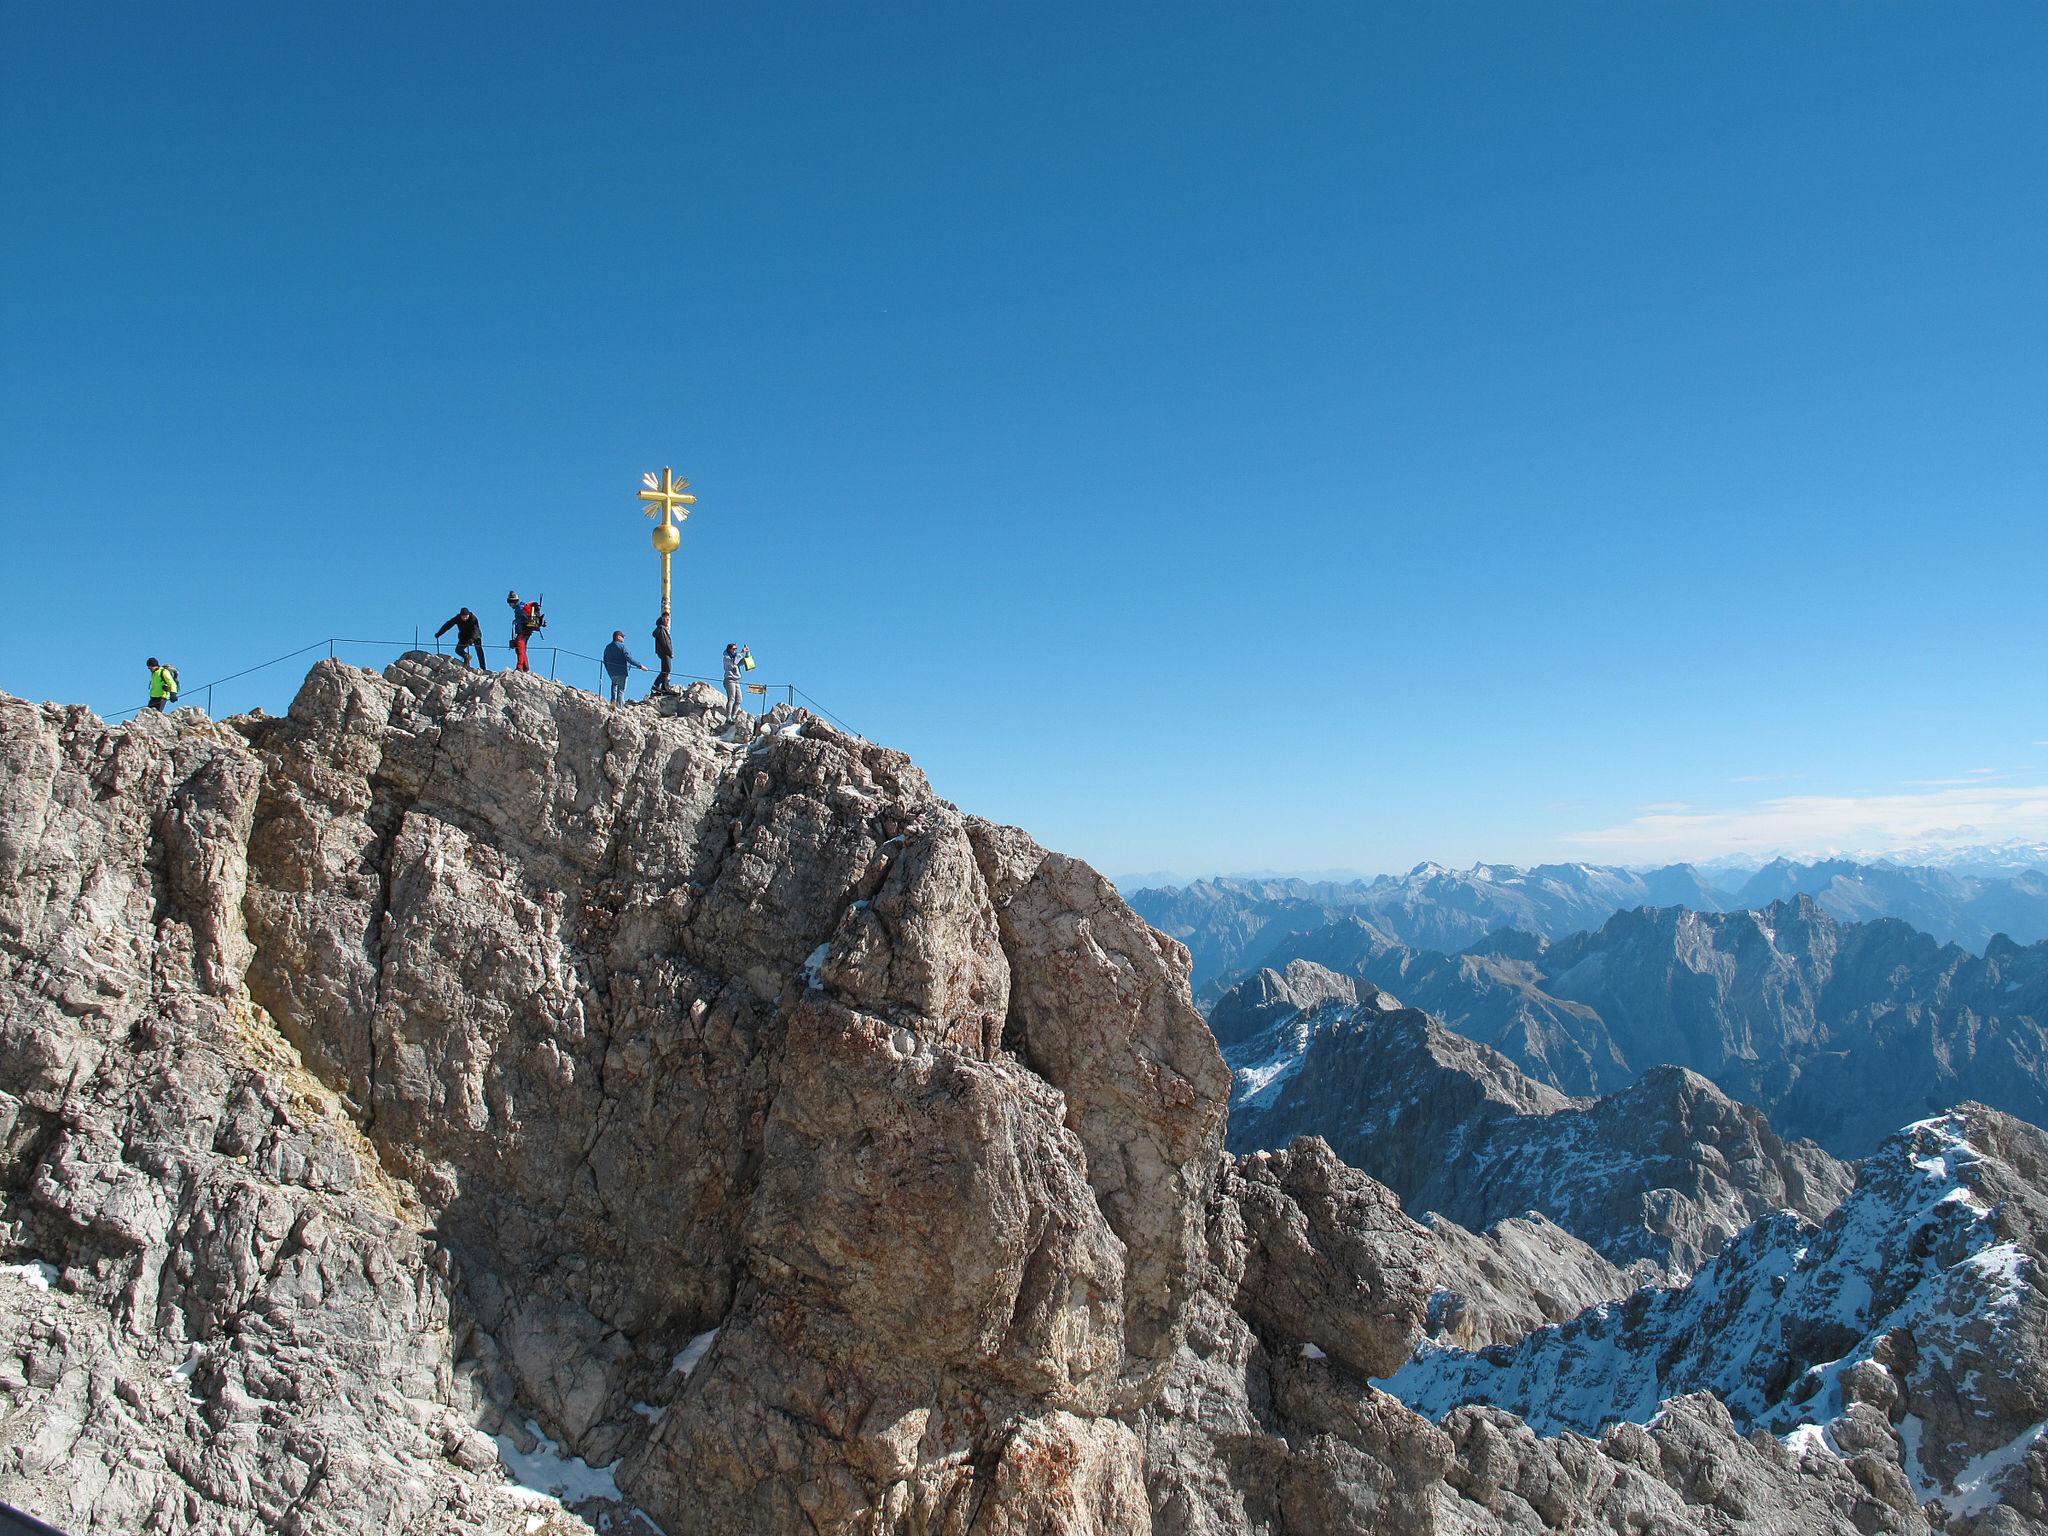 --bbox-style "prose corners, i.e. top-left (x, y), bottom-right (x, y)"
top-left (206, 684), bottom-right (213, 715)
top-left (787, 684), bottom-right (794, 707)
top-left (548, 650), bottom-right (558, 680)
top-left (328, 639), bottom-right (335, 658)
